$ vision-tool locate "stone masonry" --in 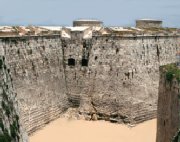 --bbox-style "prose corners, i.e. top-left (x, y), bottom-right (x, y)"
top-left (0, 45), bottom-right (28, 141)
top-left (157, 65), bottom-right (180, 142)
top-left (0, 20), bottom-right (179, 135)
